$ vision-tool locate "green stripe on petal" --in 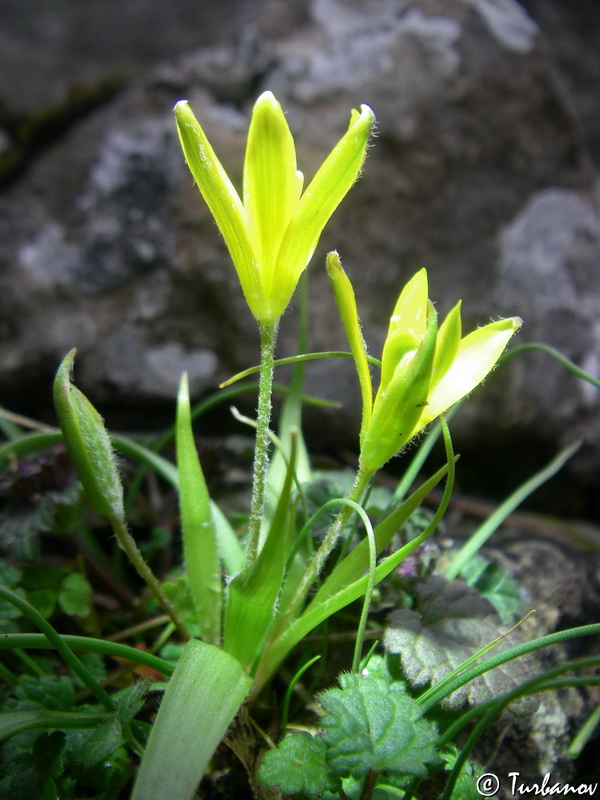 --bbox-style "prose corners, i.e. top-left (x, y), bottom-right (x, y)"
top-left (174, 100), bottom-right (261, 316)
top-left (416, 316), bottom-right (523, 430)
top-left (275, 105), bottom-right (375, 311)
top-left (243, 92), bottom-right (301, 304)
